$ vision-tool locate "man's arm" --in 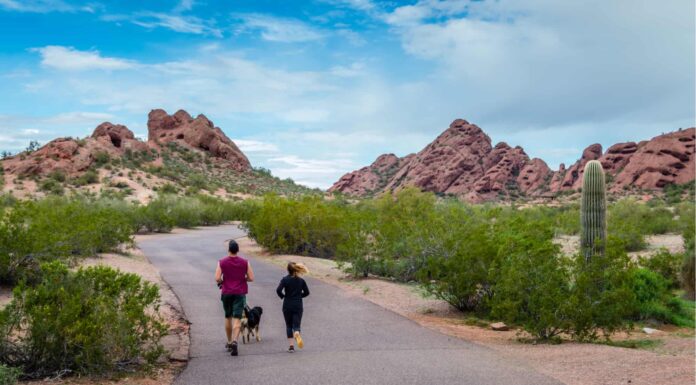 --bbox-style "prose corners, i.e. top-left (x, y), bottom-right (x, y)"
top-left (215, 262), bottom-right (222, 284)
top-left (246, 262), bottom-right (255, 282)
